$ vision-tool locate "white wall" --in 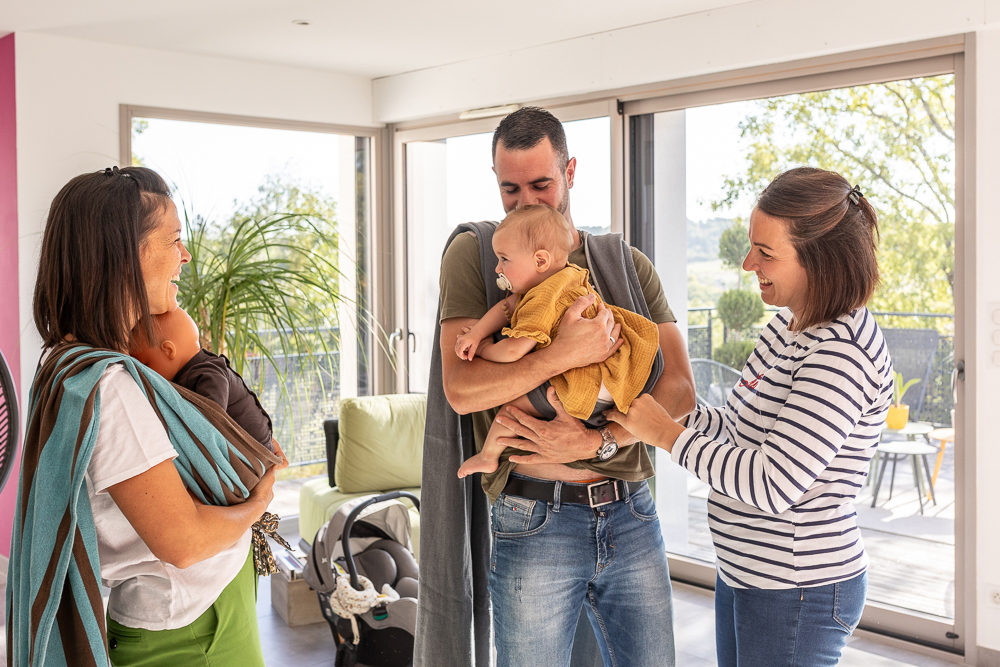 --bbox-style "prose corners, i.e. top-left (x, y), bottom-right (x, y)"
top-left (373, 0), bottom-right (990, 123)
top-left (375, 0), bottom-right (1000, 656)
top-left (15, 32), bottom-right (377, 395)
top-left (974, 24), bottom-right (1000, 655)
